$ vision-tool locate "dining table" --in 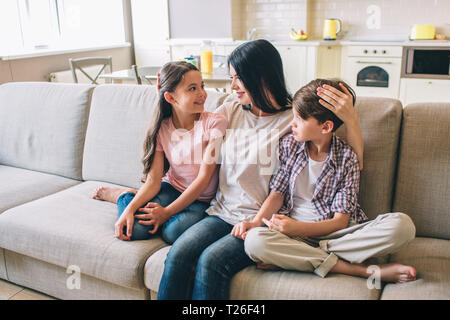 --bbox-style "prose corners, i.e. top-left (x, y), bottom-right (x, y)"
top-left (99, 66), bottom-right (232, 92)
